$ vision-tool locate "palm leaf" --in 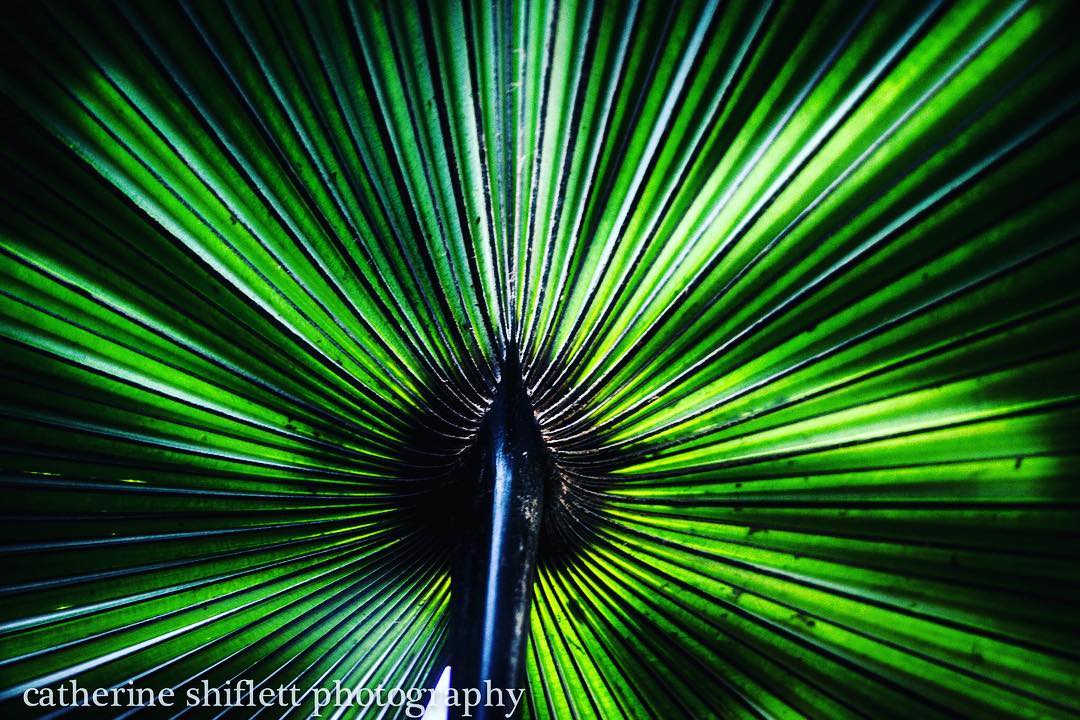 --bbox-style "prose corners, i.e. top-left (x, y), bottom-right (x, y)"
top-left (1, 0), bottom-right (1078, 718)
